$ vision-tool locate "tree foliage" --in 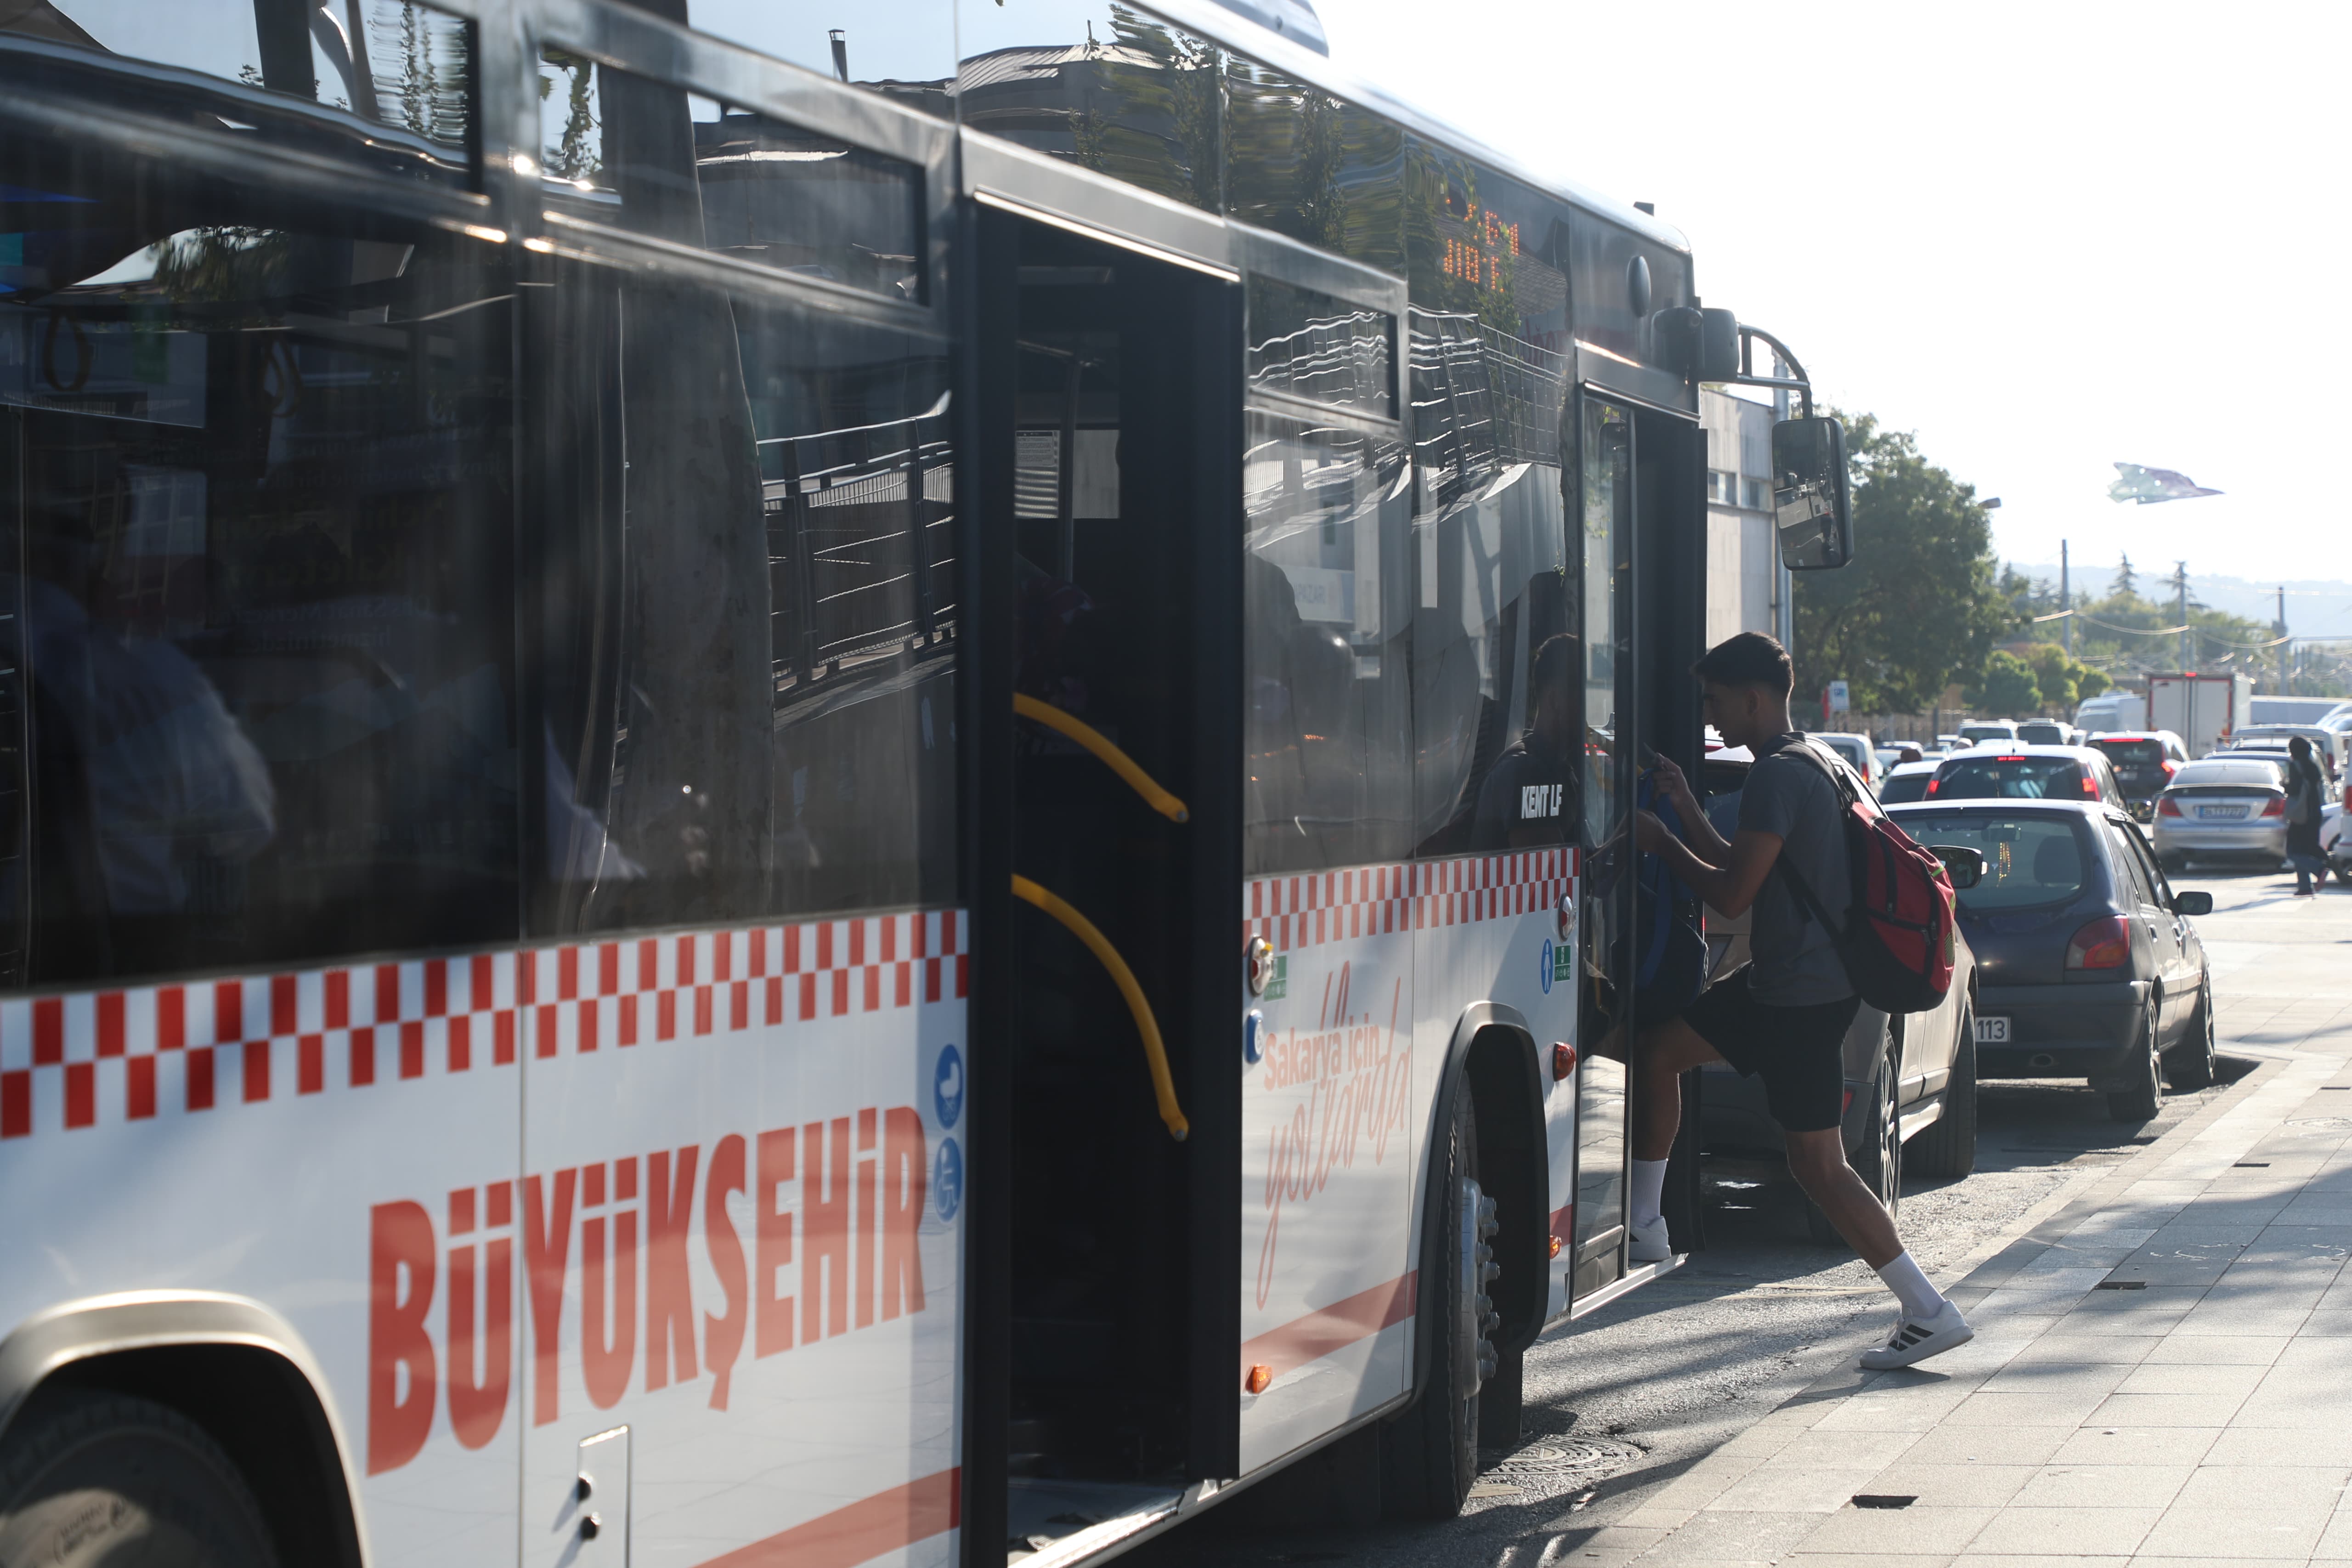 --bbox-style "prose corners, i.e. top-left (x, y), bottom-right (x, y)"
top-left (1969, 651), bottom-right (2042, 716)
top-left (1791, 413), bottom-right (2012, 713)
